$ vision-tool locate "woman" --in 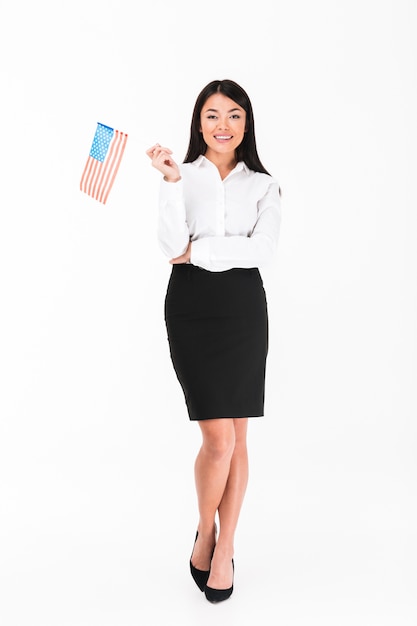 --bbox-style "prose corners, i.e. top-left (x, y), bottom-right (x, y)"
top-left (146, 79), bottom-right (281, 603)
